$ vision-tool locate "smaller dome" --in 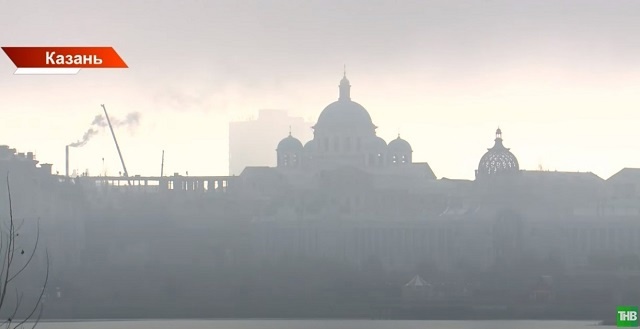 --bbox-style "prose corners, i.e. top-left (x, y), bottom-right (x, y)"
top-left (366, 136), bottom-right (387, 151)
top-left (388, 135), bottom-right (412, 153)
top-left (477, 128), bottom-right (519, 177)
top-left (303, 139), bottom-right (316, 152)
top-left (277, 134), bottom-right (303, 151)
